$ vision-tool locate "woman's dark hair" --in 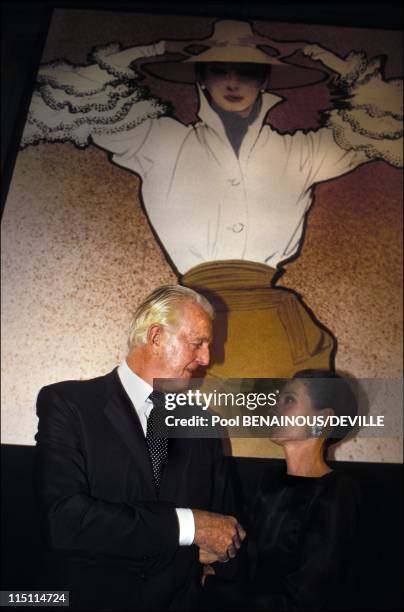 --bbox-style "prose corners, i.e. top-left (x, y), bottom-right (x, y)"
top-left (293, 369), bottom-right (358, 447)
top-left (195, 62), bottom-right (271, 86)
